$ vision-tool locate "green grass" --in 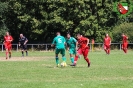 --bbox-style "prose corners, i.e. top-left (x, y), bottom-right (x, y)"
top-left (0, 50), bottom-right (133, 88)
